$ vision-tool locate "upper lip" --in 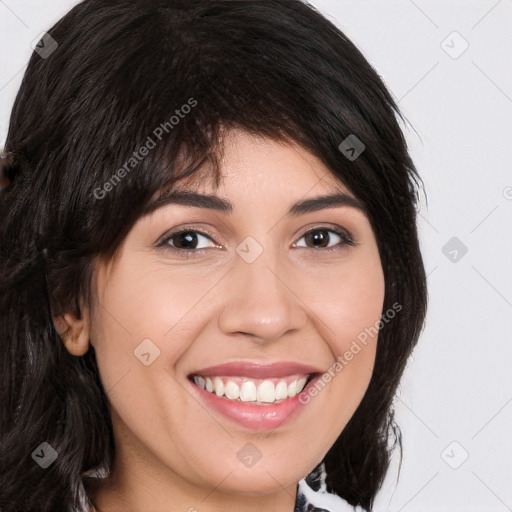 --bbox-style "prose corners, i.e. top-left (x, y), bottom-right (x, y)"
top-left (189, 361), bottom-right (323, 379)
